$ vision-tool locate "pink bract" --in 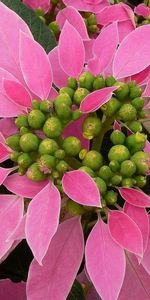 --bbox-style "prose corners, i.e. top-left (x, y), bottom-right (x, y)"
top-left (23, 0), bottom-right (51, 13)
